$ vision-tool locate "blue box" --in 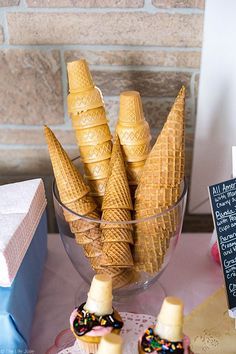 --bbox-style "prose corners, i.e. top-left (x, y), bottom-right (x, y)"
top-left (0, 211), bottom-right (47, 351)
